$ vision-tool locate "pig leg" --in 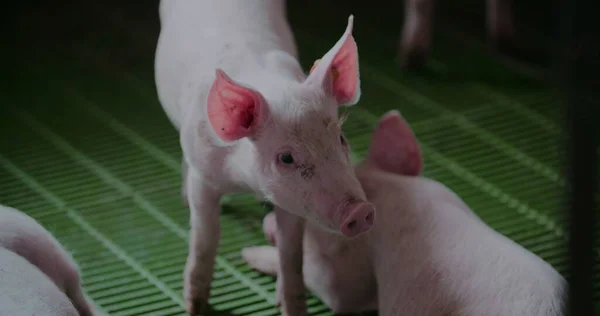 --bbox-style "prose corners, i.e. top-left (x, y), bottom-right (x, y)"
top-left (184, 173), bottom-right (222, 315)
top-left (274, 207), bottom-right (307, 316)
top-left (241, 212), bottom-right (279, 275)
top-left (262, 211), bottom-right (277, 246)
top-left (486, 0), bottom-right (515, 52)
top-left (181, 157), bottom-right (189, 208)
top-left (241, 246), bottom-right (279, 276)
top-left (399, 0), bottom-right (434, 70)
